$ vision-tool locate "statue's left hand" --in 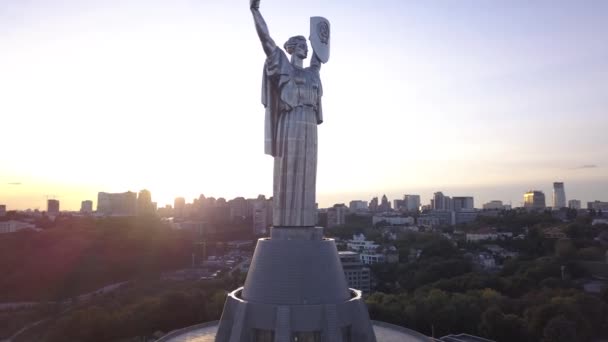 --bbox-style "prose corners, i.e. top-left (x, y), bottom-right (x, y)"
top-left (250, 0), bottom-right (260, 10)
